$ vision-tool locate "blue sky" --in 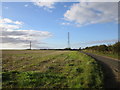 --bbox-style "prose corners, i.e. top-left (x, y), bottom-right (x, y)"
top-left (1, 2), bottom-right (118, 49)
